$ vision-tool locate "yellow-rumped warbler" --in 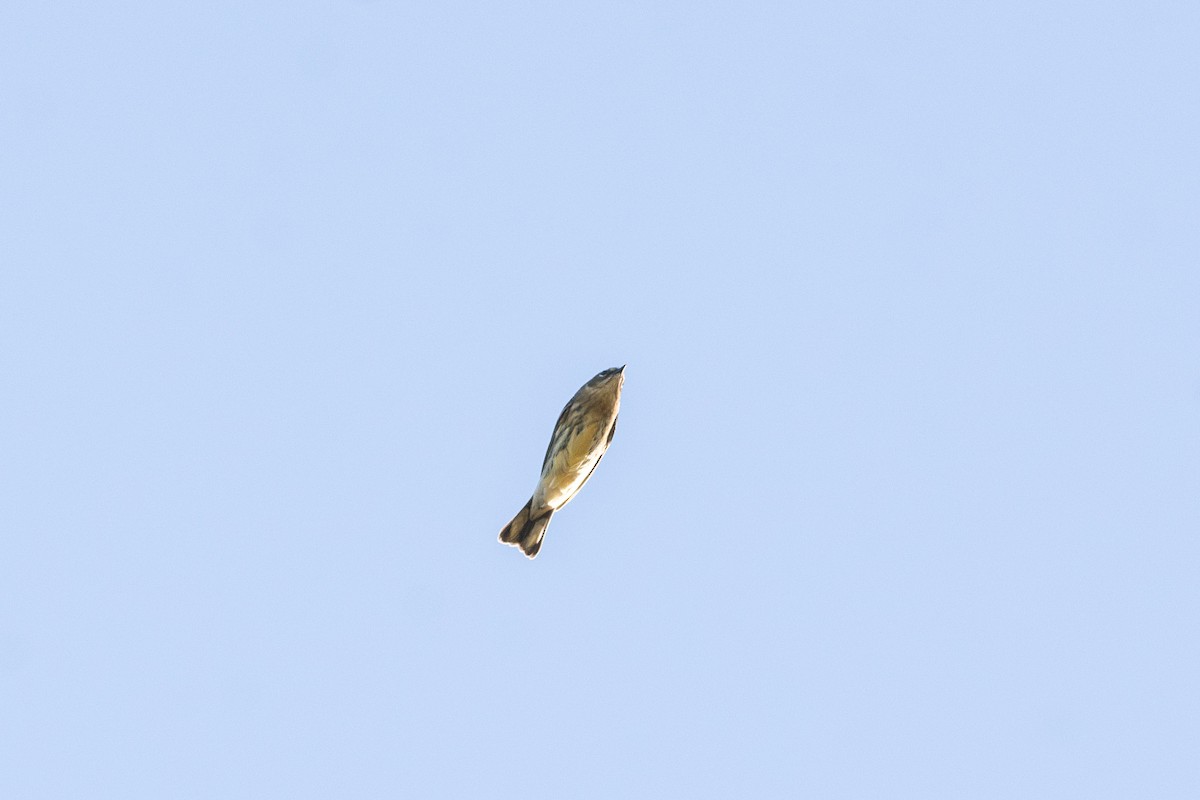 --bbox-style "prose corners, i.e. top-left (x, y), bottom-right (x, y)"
top-left (499, 366), bottom-right (625, 558)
